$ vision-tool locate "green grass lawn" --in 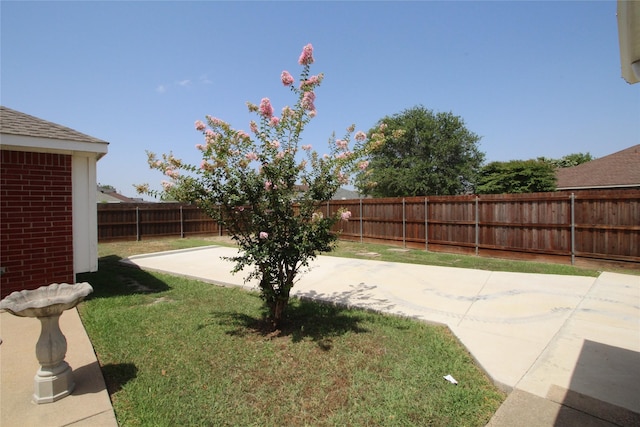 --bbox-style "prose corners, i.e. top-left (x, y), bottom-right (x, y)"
top-left (79, 239), bottom-right (508, 426)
